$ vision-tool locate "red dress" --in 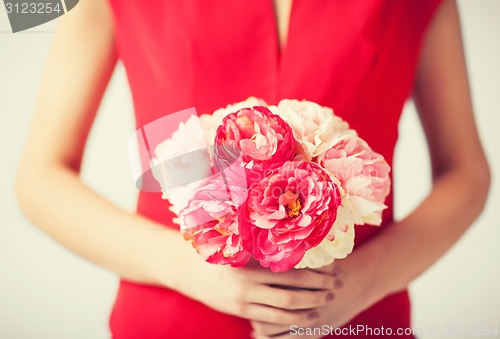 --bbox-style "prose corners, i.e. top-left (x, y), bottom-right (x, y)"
top-left (107, 1), bottom-right (442, 338)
